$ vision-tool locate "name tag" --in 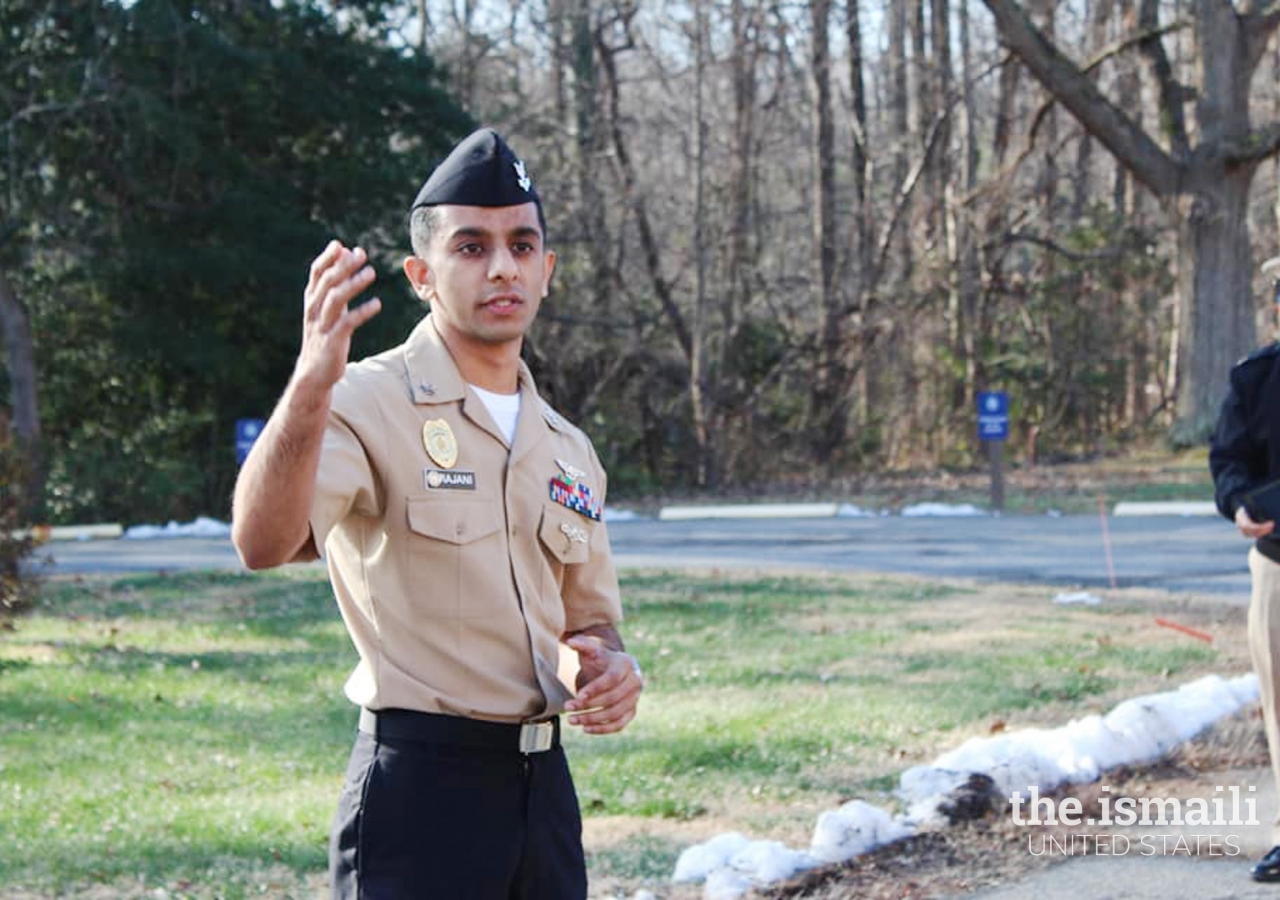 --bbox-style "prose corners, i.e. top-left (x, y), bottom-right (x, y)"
top-left (424, 469), bottom-right (477, 490)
